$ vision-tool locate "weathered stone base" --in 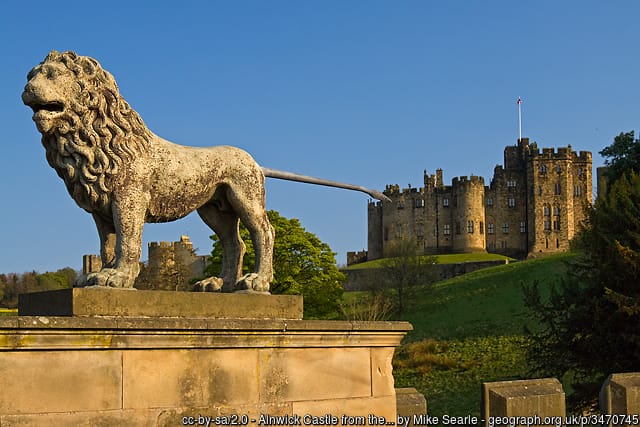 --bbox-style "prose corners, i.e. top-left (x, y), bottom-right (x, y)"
top-left (482, 378), bottom-right (565, 426)
top-left (0, 315), bottom-right (411, 426)
top-left (18, 288), bottom-right (303, 319)
top-left (396, 388), bottom-right (427, 423)
top-left (600, 373), bottom-right (640, 418)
